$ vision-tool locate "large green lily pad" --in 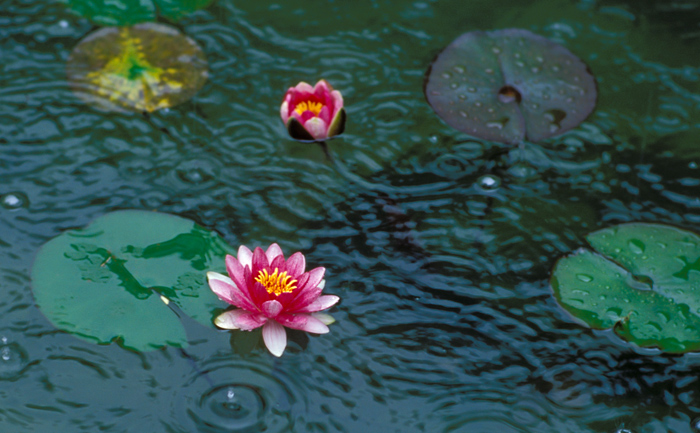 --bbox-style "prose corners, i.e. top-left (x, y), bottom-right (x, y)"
top-left (551, 223), bottom-right (700, 353)
top-left (31, 210), bottom-right (232, 351)
top-left (66, 23), bottom-right (209, 113)
top-left (425, 29), bottom-right (597, 144)
top-left (63, 0), bottom-right (214, 26)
